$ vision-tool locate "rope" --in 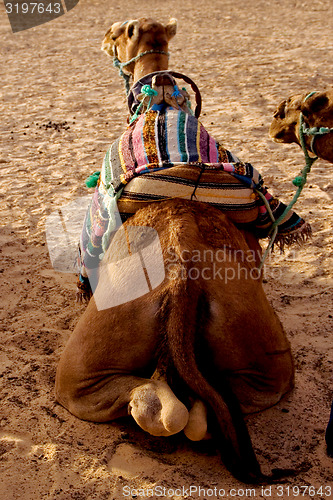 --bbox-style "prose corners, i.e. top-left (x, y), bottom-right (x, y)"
top-left (271, 114), bottom-right (317, 228)
top-left (299, 90), bottom-right (333, 154)
top-left (129, 84), bottom-right (158, 124)
top-left (268, 91), bottom-right (321, 228)
top-left (256, 92), bottom-right (320, 272)
top-left (301, 124), bottom-right (333, 136)
top-left (255, 190), bottom-right (279, 272)
top-left (113, 57), bottom-right (131, 95)
top-left (113, 50), bottom-right (169, 95)
top-left (190, 163), bottom-right (207, 200)
top-left (301, 122), bottom-right (333, 155)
